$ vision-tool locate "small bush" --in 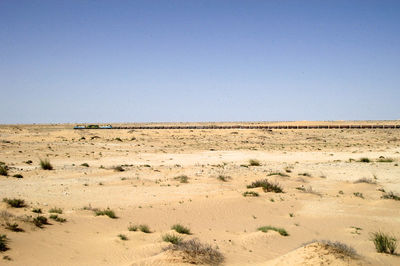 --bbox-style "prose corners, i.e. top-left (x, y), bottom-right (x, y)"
top-left (249, 159), bottom-right (261, 166)
top-left (247, 179), bottom-right (283, 193)
top-left (113, 166), bottom-right (125, 172)
top-left (115, 137), bottom-right (123, 142)
top-left (381, 192), bottom-right (400, 201)
top-left (25, 160), bottom-right (33, 164)
top-left (377, 158), bottom-right (394, 163)
top-left (0, 165), bottom-right (8, 176)
top-left (32, 208), bottom-right (42, 213)
top-left (258, 226), bottom-right (289, 236)
top-left (267, 172), bottom-right (289, 177)
top-left (370, 231), bottom-right (397, 254)
top-left (128, 224), bottom-right (138, 231)
top-left (217, 175), bottom-right (231, 182)
top-left (242, 191), bottom-right (259, 197)
top-left (3, 198), bottom-right (26, 208)
top-left (353, 192), bottom-right (364, 199)
top-left (172, 224), bottom-right (191, 235)
top-left (49, 214), bottom-right (66, 223)
top-left (163, 233), bottom-right (183, 244)
top-left (174, 175), bottom-right (188, 183)
top-left (0, 235), bottom-right (9, 252)
top-left (95, 209), bottom-right (117, 219)
top-left (296, 186), bottom-right (321, 196)
top-left (12, 174), bottom-right (23, 179)
top-left (40, 159), bottom-right (53, 170)
top-left (118, 234), bottom-right (128, 240)
top-left (354, 178), bottom-right (376, 184)
top-left (138, 224), bottom-right (151, 233)
top-left (163, 239), bottom-right (224, 265)
top-left (299, 172), bottom-right (312, 177)
top-left (49, 207), bottom-right (62, 214)
top-left (5, 222), bottom-right (24, 232)
top-left (33, 216), bottom-right (48, 228)
top-left (358, 158), bottom-right (370, 163)
top-left (81, 163), bottom-right (89, 167)
top-left (304, 240), bottom-right (357, 258)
